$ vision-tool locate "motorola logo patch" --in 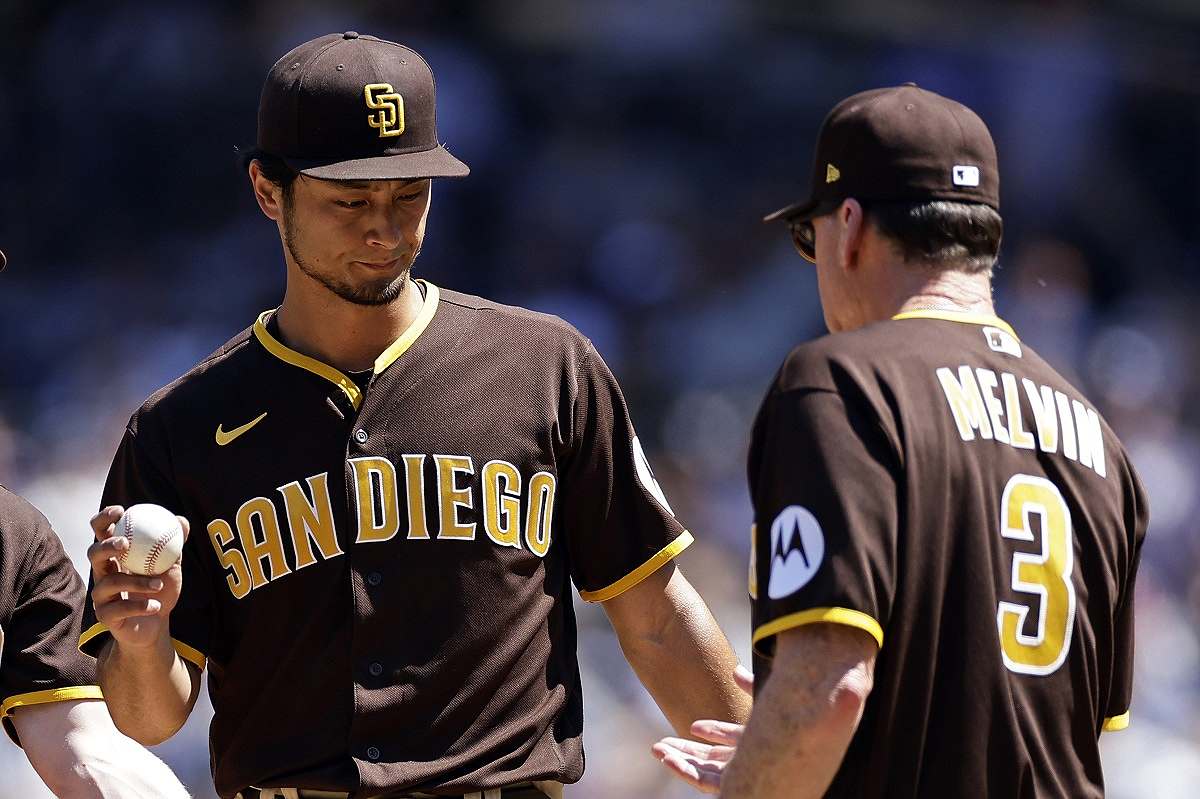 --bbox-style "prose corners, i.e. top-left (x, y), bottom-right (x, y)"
top-left (767, 505), bottom-right (825, 599)
top-left (632, 435), bottom-right (674, 516)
